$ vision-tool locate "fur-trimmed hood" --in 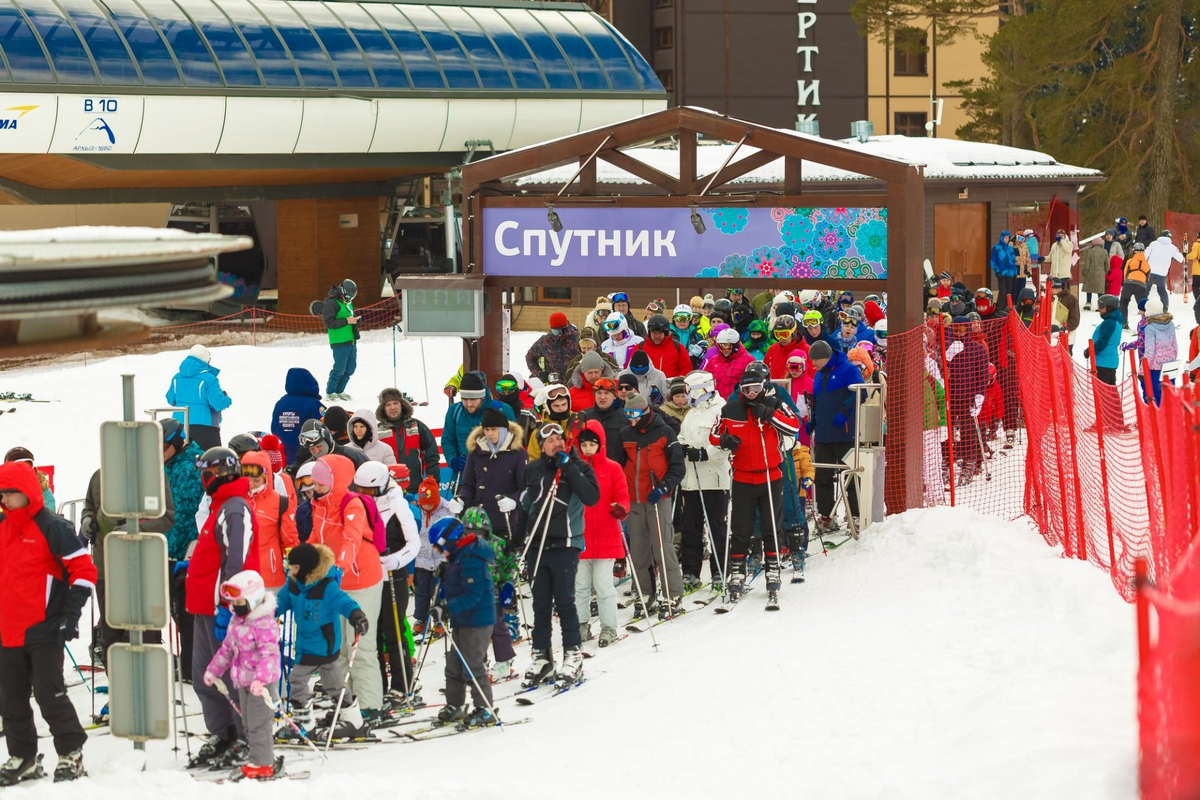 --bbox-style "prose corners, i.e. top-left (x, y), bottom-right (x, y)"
top-left (466, 421), bottom-right (525, 454)
top-left (242, 590), bottom-right (277, 621)
top-left (301, 543), bottom-right (338, 586)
